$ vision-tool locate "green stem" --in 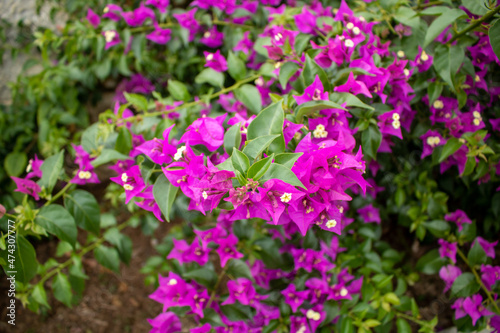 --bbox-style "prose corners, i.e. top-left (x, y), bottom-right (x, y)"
top-left (395, 311), bottom-right (434, 329)
top-left (119, 74), bottom-right (260, 123)
top-left (206, 261), bottom-right (230, 308)
top-left (26, 219), bottom-right (133, 293)
top-left (413, 0), bottom-right (443, 10)
top-left (448, 5), bottom-right (500, 44)
top-left (45, 182), bottom-right (74, 206)
top-left (457, 248), bottom-right (500, 314)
